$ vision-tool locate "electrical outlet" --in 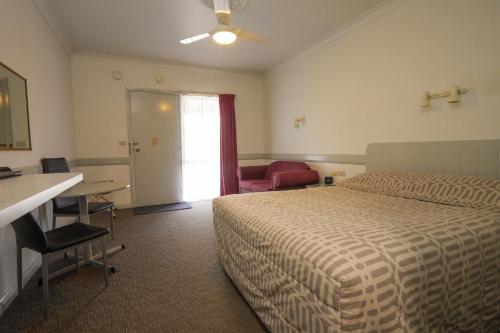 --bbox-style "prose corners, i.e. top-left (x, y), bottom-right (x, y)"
top-left (118, 141), bottom-right (127, 146)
